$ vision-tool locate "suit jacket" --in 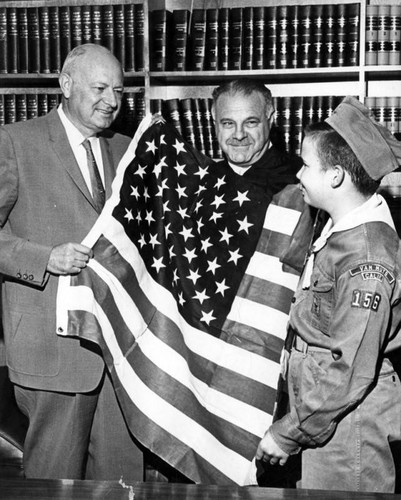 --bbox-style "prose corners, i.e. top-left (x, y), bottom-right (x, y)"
top-left (0, 108), bottom-right (131, 392)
